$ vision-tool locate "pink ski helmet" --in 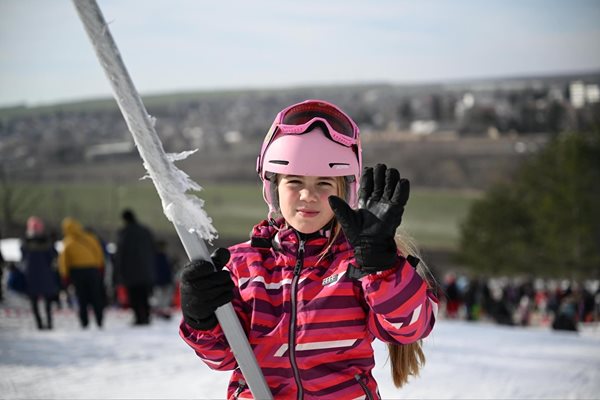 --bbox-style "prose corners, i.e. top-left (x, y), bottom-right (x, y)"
top-left (256, 99), bottom-right (362, 216)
